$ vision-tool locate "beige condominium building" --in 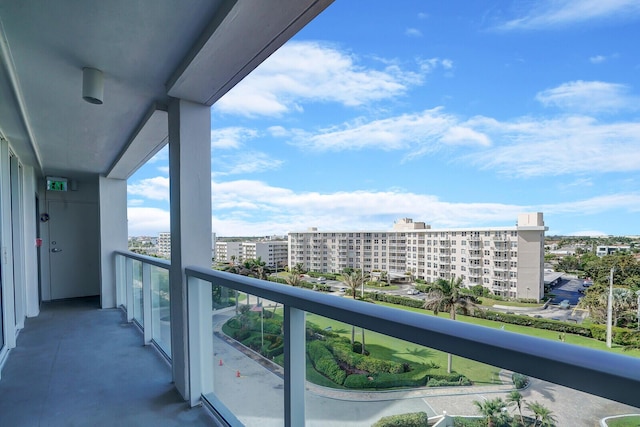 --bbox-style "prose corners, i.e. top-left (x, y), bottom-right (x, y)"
top-left (216, 240), bottom-right (288, 269)
top-left (288, 212), bottom-right (547, 301)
